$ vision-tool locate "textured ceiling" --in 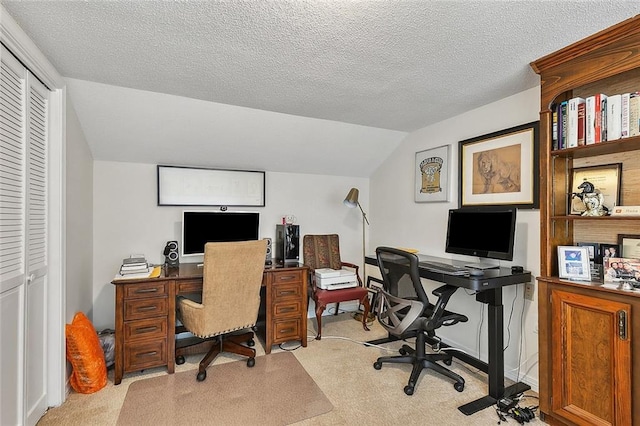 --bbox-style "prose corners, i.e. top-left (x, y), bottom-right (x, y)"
top-left (3, 1), bottom-right (640, 175)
